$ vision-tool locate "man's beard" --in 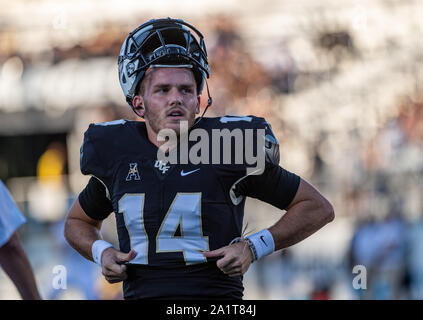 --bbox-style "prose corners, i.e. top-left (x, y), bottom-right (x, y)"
top-left (144, 102), bottom-right (196, 137)
top-left (143, 102), bottom-right (163, 136)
